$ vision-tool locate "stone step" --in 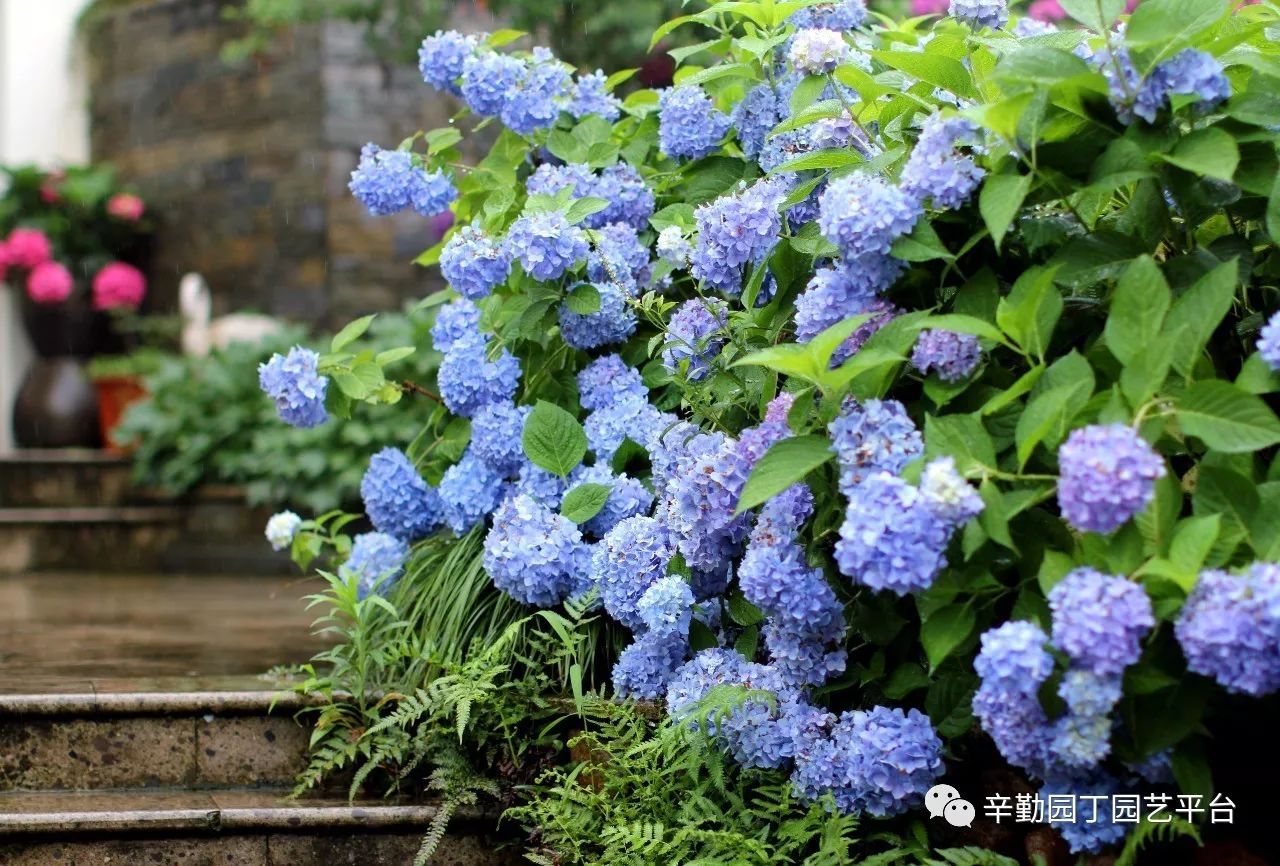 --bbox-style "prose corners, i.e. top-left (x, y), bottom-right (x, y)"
top-left (0, 788), bottom-right (515, 865)
top-left (0, 683), bottom-right (317, 792)
top-left (0, 450), bottom-right (136, 509)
